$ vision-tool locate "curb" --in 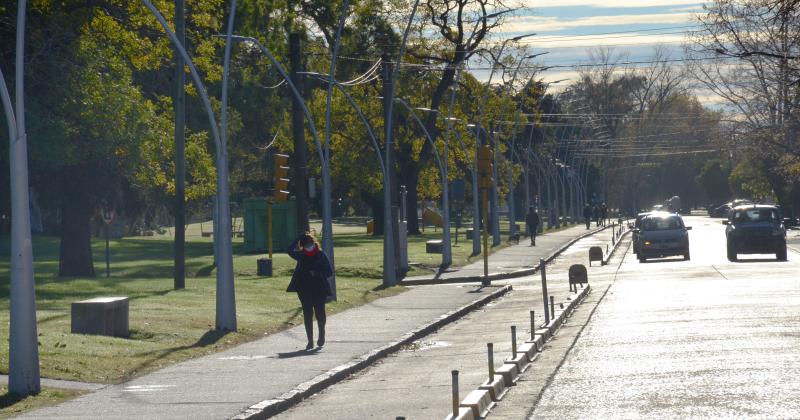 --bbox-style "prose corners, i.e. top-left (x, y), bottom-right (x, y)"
top-left (232, 285), bottom-right (513, 420)
top-left (447, 284), bottom-right (592, 420)
top-left (401, 225), bottom-right (612, 286)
